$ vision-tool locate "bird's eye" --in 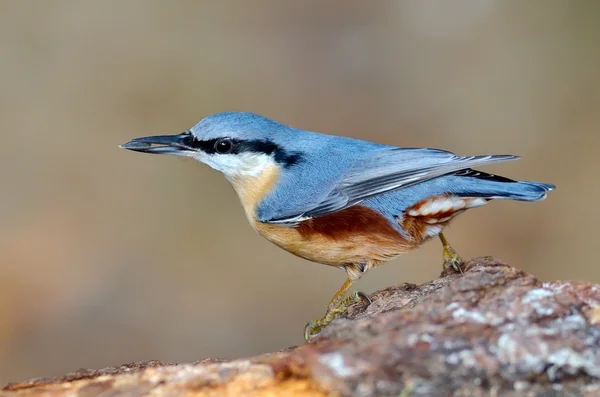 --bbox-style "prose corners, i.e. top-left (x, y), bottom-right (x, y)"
top-left (214, 138), bottom-right (234, 154)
